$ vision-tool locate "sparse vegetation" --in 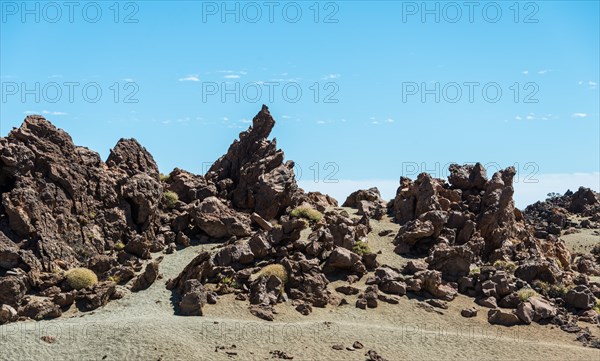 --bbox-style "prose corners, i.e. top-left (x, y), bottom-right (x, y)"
top-left (66, 268), bottom-right (98, 290)
top-left (114, 241), bottom-right (125, 251)
top-left (107, 275), bottom-right (121, 284)
top-left (352, 241), bottom-right (371, 256)
top-left (290, 206), bottom-right (323, 222)
top-left (221, 276), bottom-right (240, 289)
top-left (517, 288), bottom-right (538, 302)
top-left (469, 267), bottom-right (481, 276)
top-left (159, 173), bottom-right (170, 182)
top-left (533, 280), bottom-right (570, 298)
top-left (163, 191), bottom-right (179, 209)
top-left (493, 260), bottom-right (517, 272)
top-left (593, 299), bottom-right (600, 314)
top-left (251, 264), bottom-right (288, 284)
